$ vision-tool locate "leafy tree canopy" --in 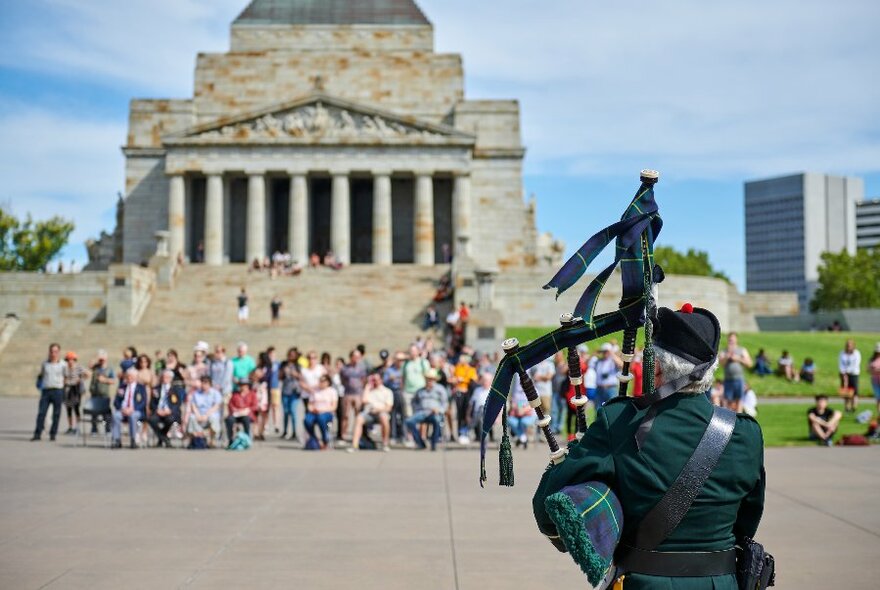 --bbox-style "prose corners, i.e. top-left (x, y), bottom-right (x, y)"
top-left (653, 245), bottom-right (730, 283)
top-left (0, 206), bottom-right (74, 271)
top-left (810, 248), bottom-right (880, 312)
